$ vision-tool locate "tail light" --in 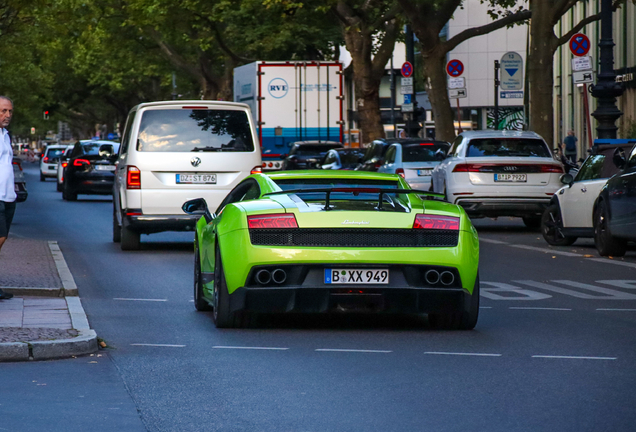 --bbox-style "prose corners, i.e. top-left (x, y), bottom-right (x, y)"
top-left (453, 163), bottom-right (564, 173)
top-left (395, 168), bottom-right (405, 178)
top-left (12, 161), bottom-right (22, 171)
top-left (251, 166), bottom-right (262, 174)
top-left (247, 213), bottom-right (298, 229)
top-left (126, 165), bottom-right (141, 189)
top-left (62, 162), bottom-right (68, 168)
top-left (73, 159), bottom-right (91, 167)
top-left (374, 162), bottom-right (382, 169)
top-left (43, 157), bottom-right (49, 163)
top-left (413, 215), bottom-right (460, 230)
